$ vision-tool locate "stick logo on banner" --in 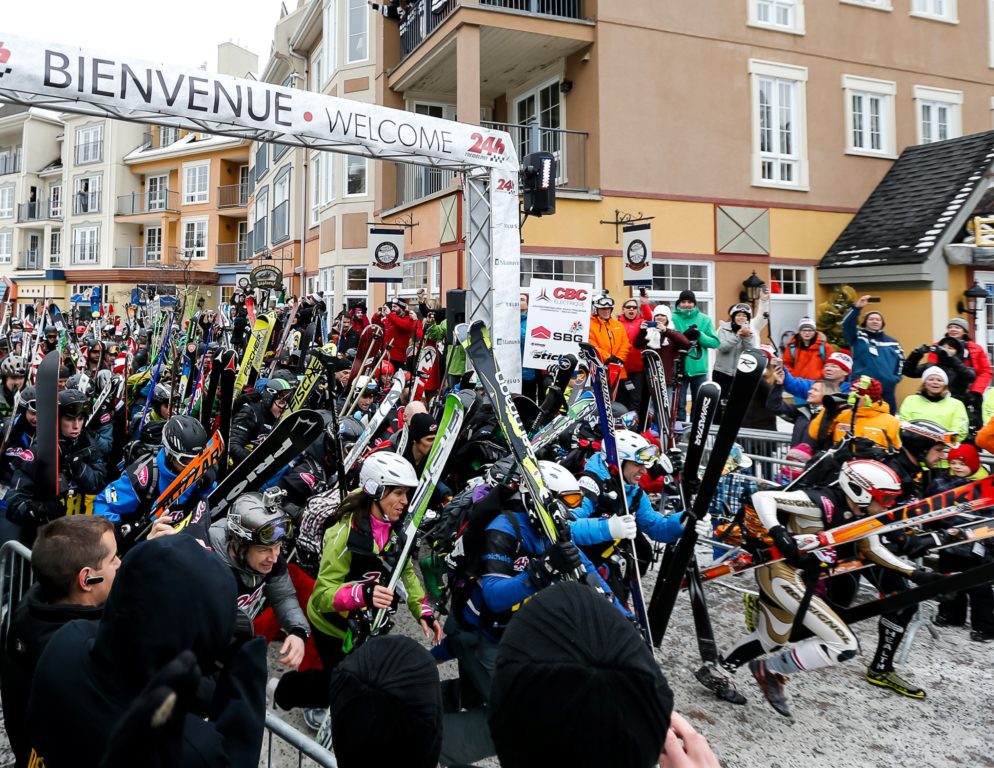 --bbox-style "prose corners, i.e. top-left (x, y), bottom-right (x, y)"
top-left (523, 279), bottom-right (591, 369)
top-left (623, 223), bottom-right (653, 287)
top-left (368, 228), bottom-right (405, 284)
